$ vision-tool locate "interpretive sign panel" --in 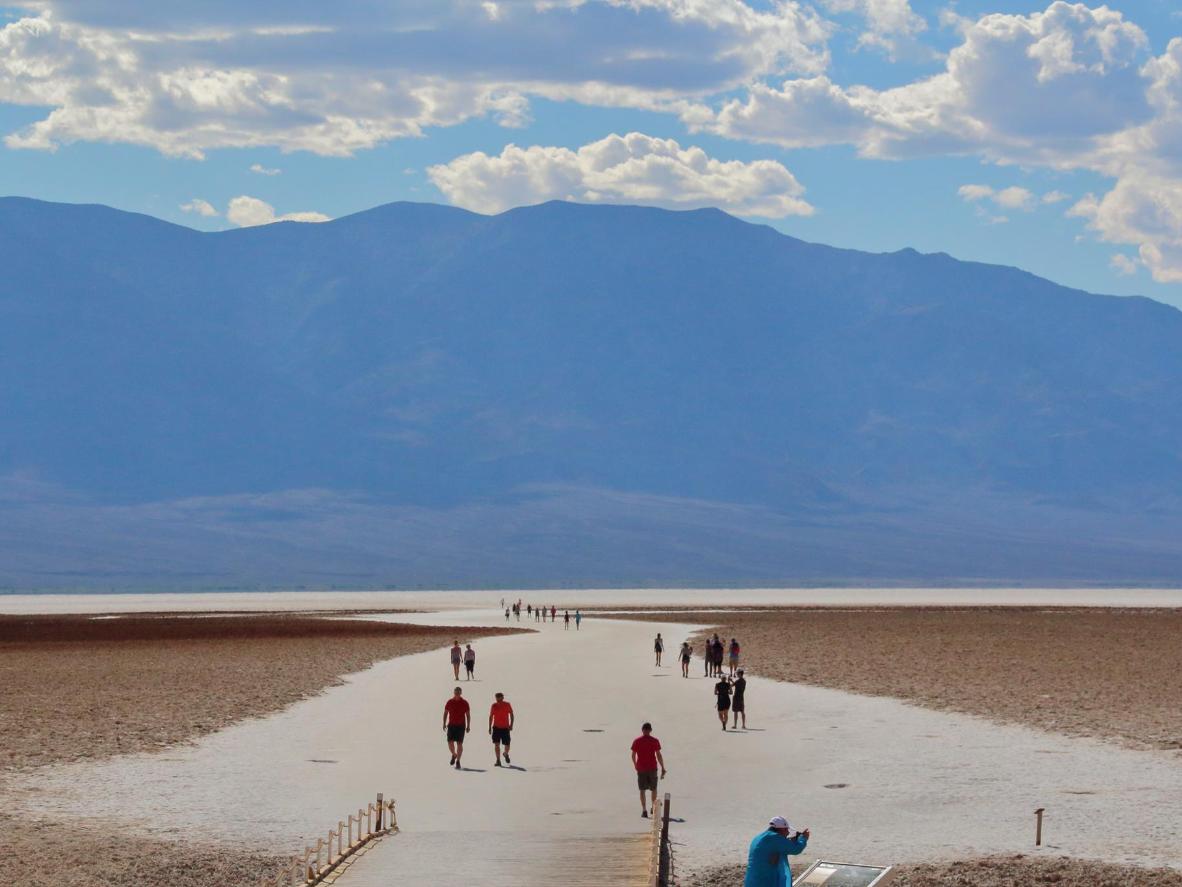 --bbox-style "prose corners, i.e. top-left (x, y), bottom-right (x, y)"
top-left (793, 860), bottom-right (892, 887)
